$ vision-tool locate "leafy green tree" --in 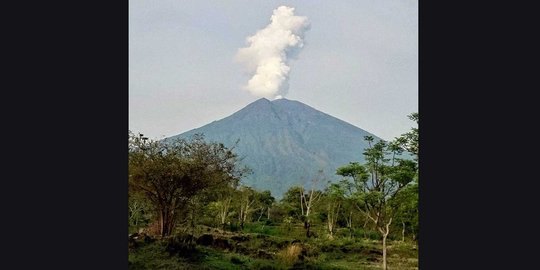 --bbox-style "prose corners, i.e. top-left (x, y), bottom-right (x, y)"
top-left (210, 184), bottom-right (236, 230)
top-left (128, 192), bottom-right (153, 231)
top-left (280, 185), bottom-right (305, 221)
top-left (336, 163), bottom-right (371, 236)
top-left (399, 112), bottom-right (418, 161)
top-left (237, 186), bottom-right (257, 230)
top-left (322, 183), bottom-right (345, 239)
top-left (128, 132), bottom-right (248, 237)
top-left (300, 171), bottom-right (324, 238)
top-left (370, 140), bottom-right (414, 269)
top-left (391, 182), bottom-right (418, 242)
top-left (337, 136), bottom-right (416, 270)
top-left (391, 112), bottom-right (419, 241)
top-left (280, 176), bottom-right (323, 238)
top-left (255, 190), bottom-right (275, 222)
top-left (337, 183), bottom-right (360, 239)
